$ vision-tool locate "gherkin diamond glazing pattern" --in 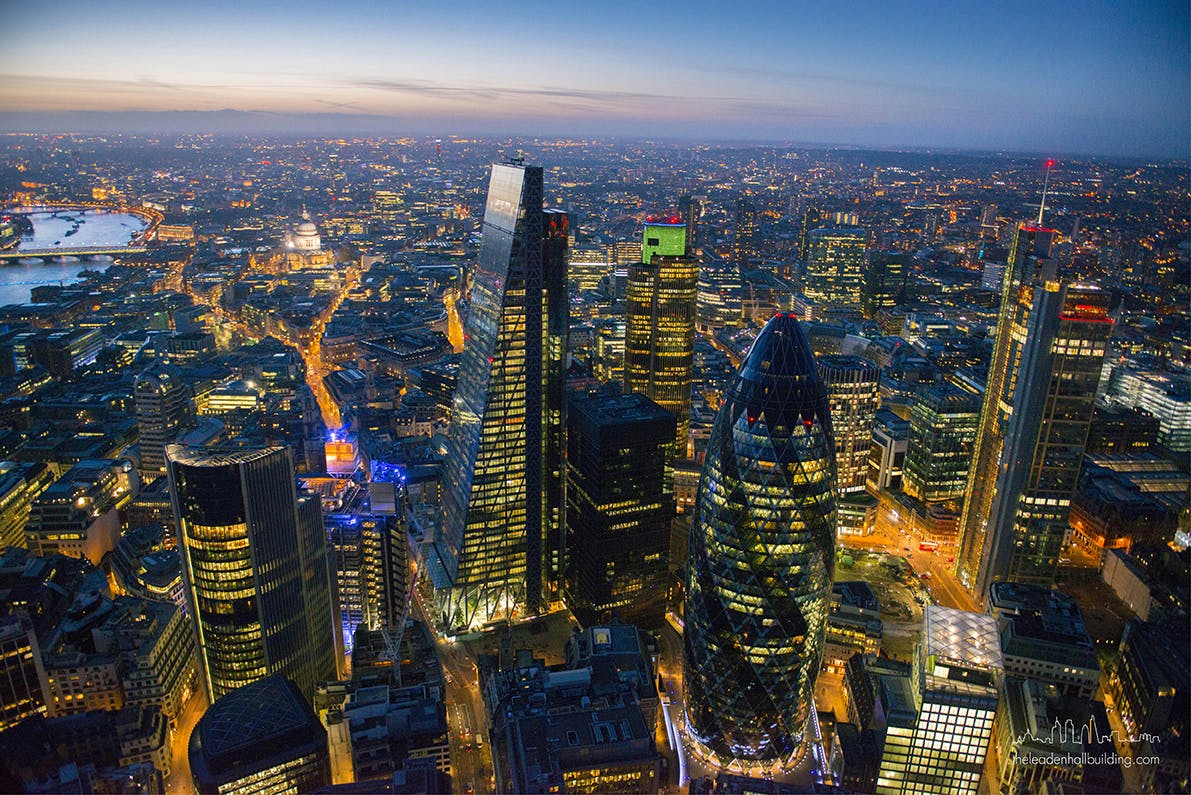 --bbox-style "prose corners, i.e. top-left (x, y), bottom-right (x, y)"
top-left (683, 314), bottom-right (837, 767)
